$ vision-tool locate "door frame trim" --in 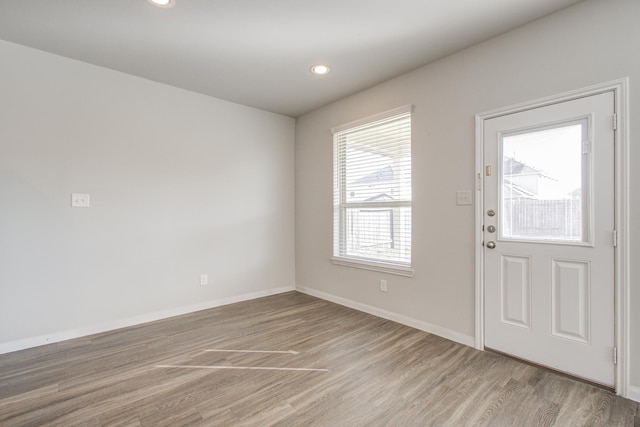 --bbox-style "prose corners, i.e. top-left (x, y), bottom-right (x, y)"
top-left (474, 78), bottom-right (630, 397)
